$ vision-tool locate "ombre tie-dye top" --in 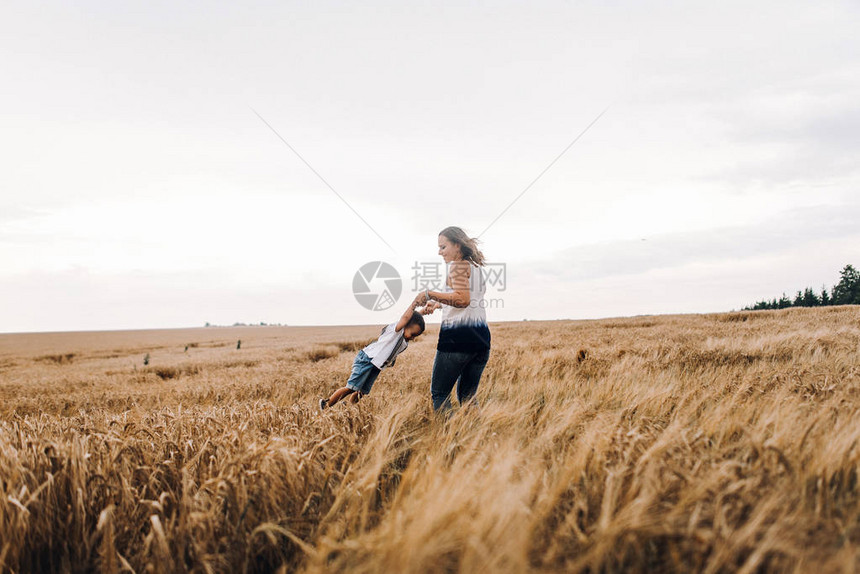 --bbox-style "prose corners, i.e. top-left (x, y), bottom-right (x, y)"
top-left (437, 262), bottom-right (492, 352)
